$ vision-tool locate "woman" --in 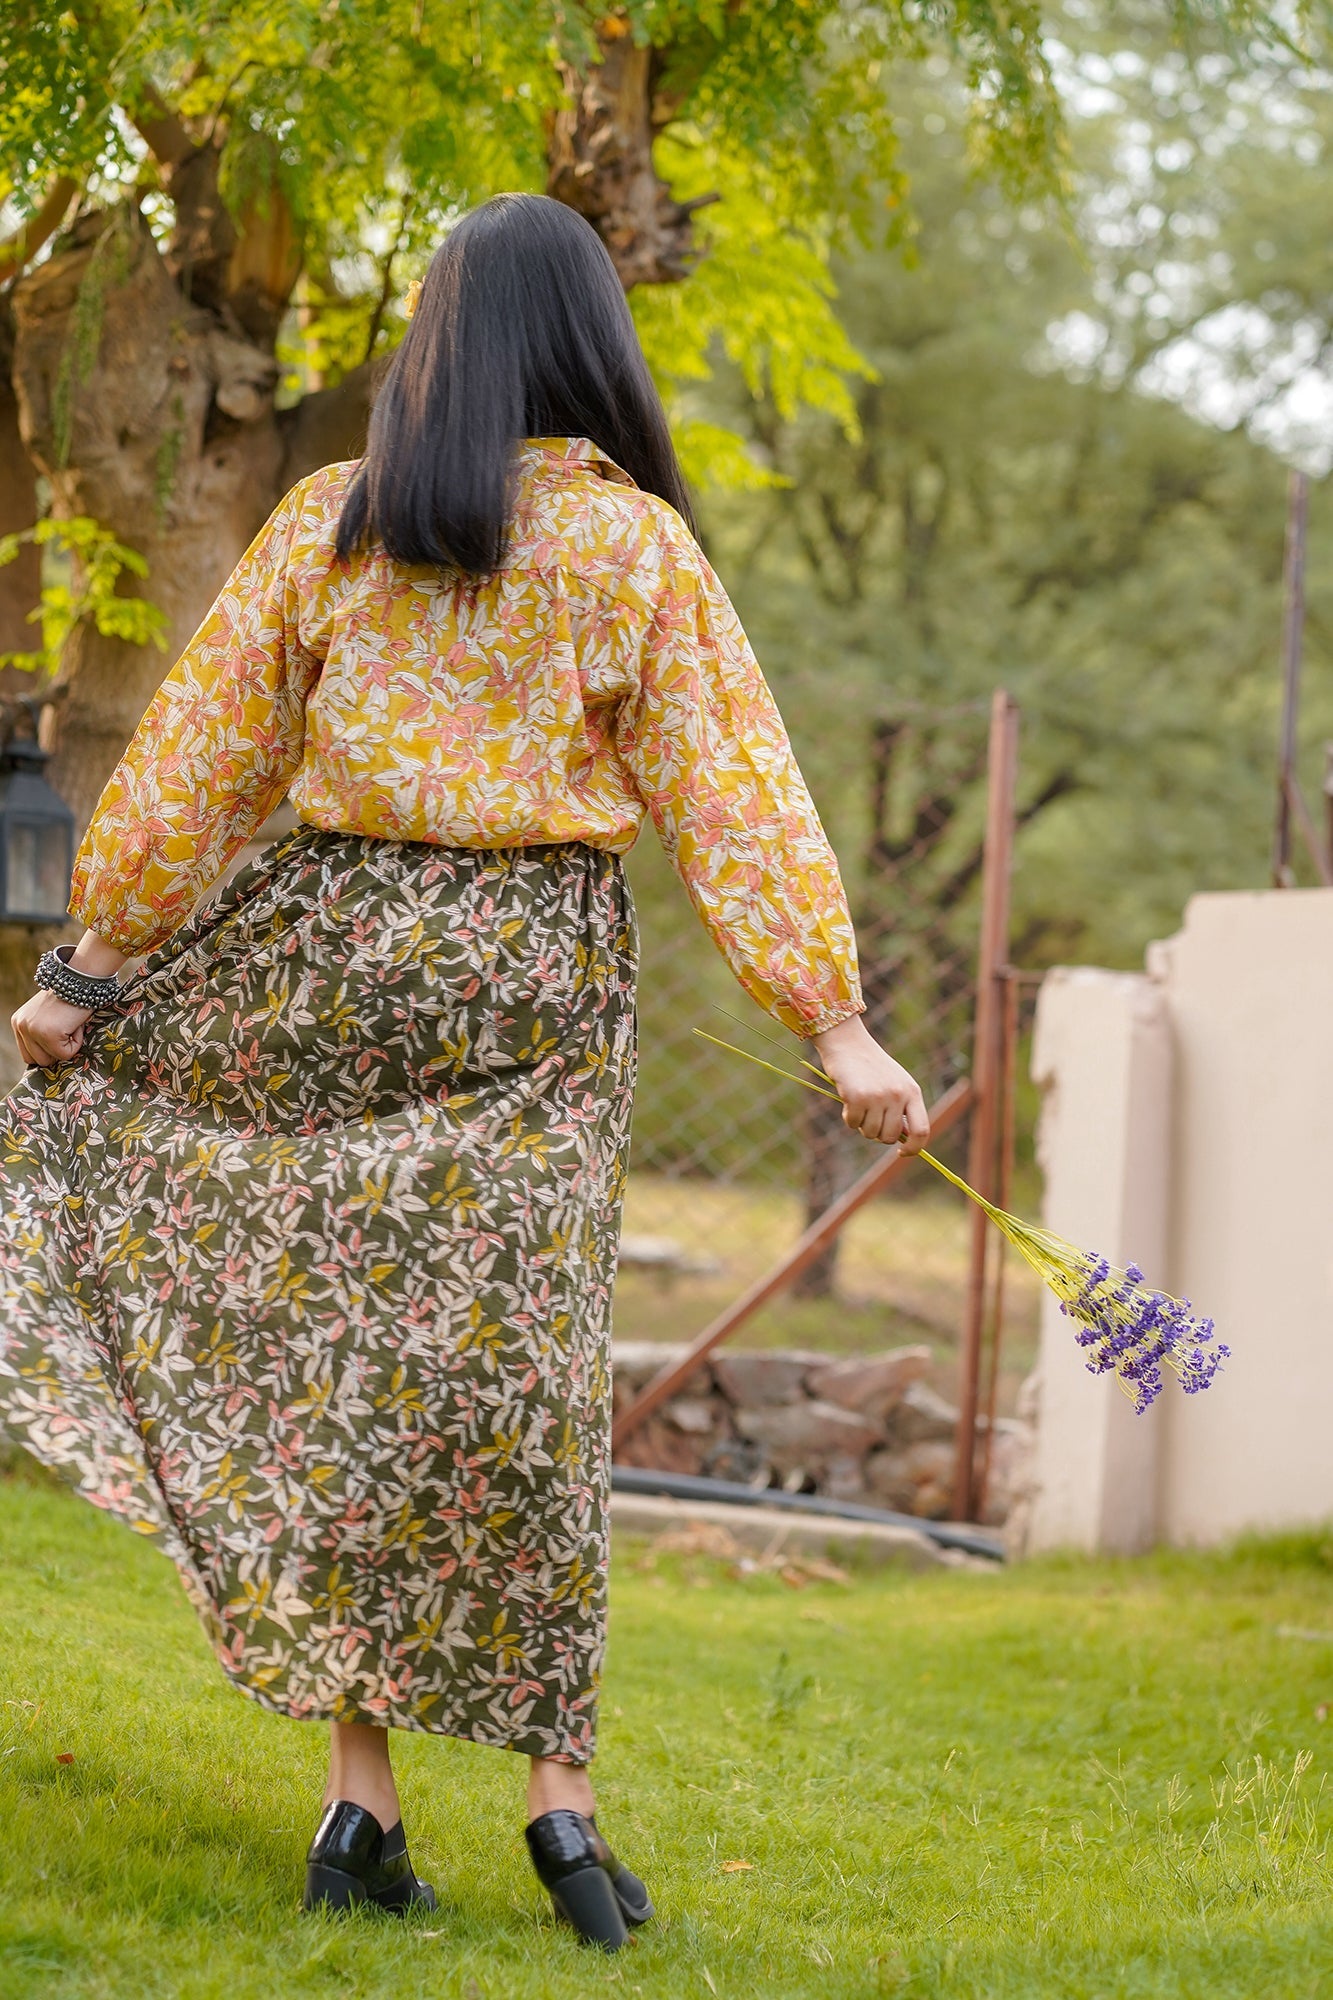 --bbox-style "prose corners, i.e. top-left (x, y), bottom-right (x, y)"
top-left (0, 193), bottom-right (928, 1948)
